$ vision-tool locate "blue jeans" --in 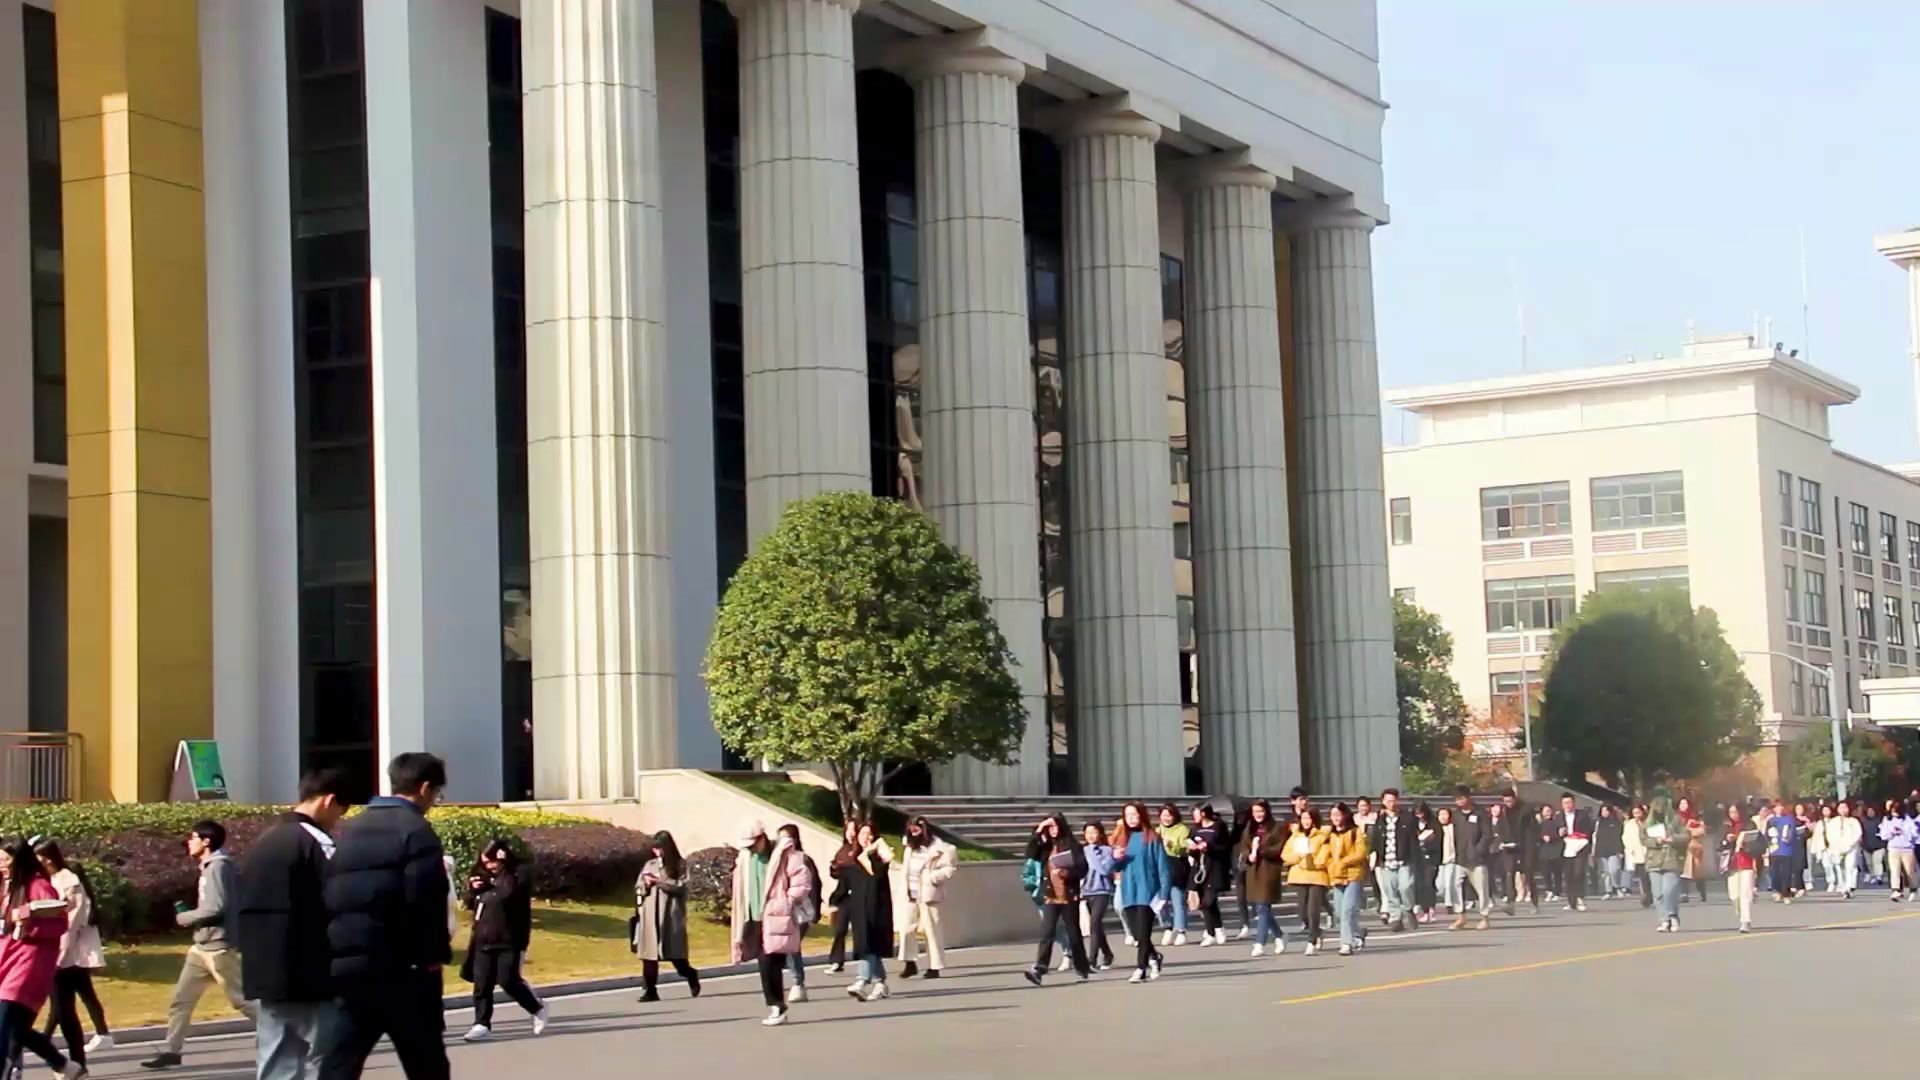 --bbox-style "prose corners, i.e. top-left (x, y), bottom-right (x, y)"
top-left (1652, 870), bottom-right (1681, 921)
top-left (1378, 864), bottom-right (1415, 922)
top-left (1250, 902), bottom-right (1283, 946)
top-left (1334, 882), bottom-right (1365, 948)
top-left (1158, 886), bottom-right (1189, 932)
top-left (1600, 854), bottom-right (1625, 893)
top-left (257, 1000), bottom-right (336, 1080)
top-left (859, 953), bottom-right (885, 984)
top-left (785, 952), bottom-right (807, 987)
